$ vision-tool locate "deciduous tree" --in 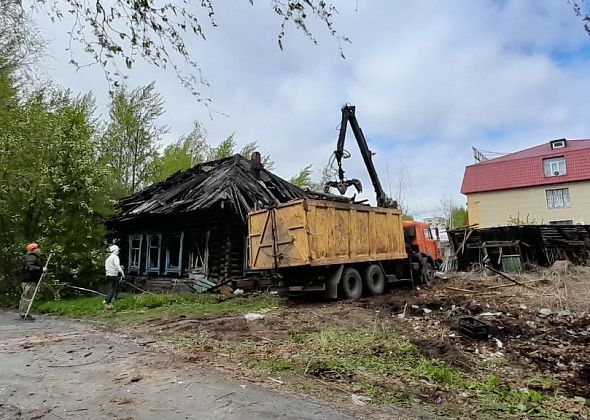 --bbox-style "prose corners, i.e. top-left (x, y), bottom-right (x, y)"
top-left (28, 0), bottom-right (346, 96)
top-left (99, 82), bottom-right (167, 197)
top-left (0, 71), bottom-right (111, 296)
